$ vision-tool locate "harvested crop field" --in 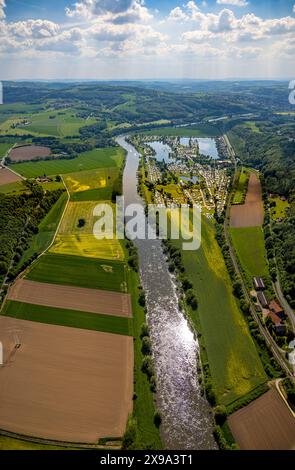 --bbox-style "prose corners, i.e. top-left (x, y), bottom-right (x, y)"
top-left (0, 167), bottom-right (22, 186)
top-left (0, 316), bottom-right (133, 443)
top-left (8, 279), bottom-right (132, 318)
top-left (9, 145), bottom-right (51, 162)
top-left (230, 173), bottom-right (264, 228)
top-left (228, 388), bottom-right (295, 450)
